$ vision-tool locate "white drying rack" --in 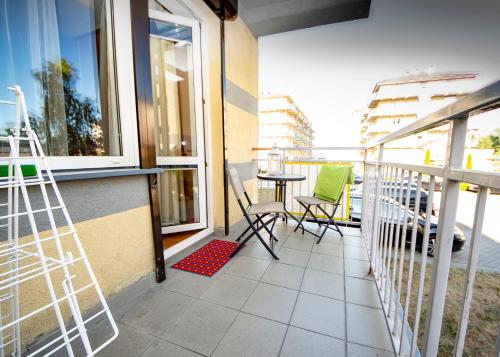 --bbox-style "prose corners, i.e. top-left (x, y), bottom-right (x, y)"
top-left (0, 86), bottom-right (118, 356)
